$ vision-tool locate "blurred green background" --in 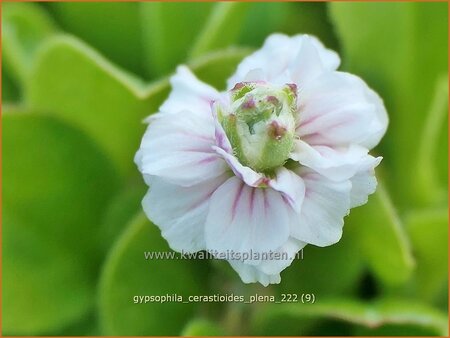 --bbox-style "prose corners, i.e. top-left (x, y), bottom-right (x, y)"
top-left (2, 2), bottom-right (448, 336)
